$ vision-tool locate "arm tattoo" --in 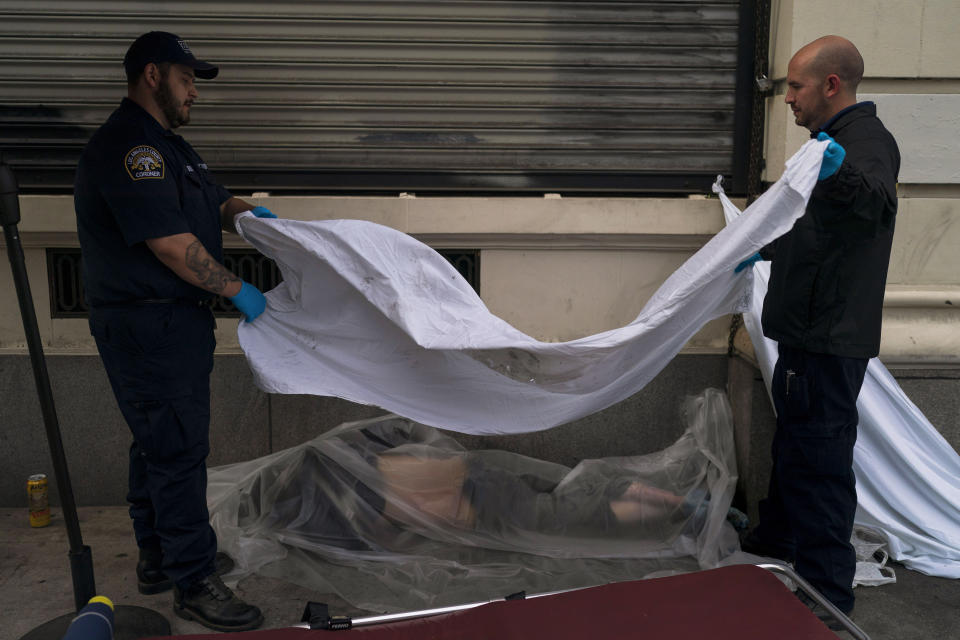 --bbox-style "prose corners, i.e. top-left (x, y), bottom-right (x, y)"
top-left (185, 240), bottom-right (239, 294)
